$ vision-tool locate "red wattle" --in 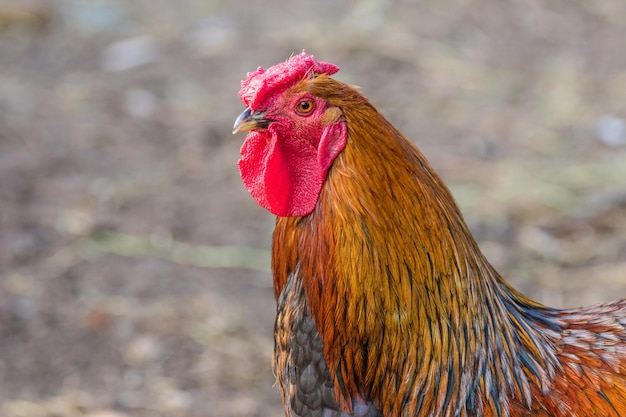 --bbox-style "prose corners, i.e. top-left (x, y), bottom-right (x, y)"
top-left (239, 129), bottom-right (324, 217)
